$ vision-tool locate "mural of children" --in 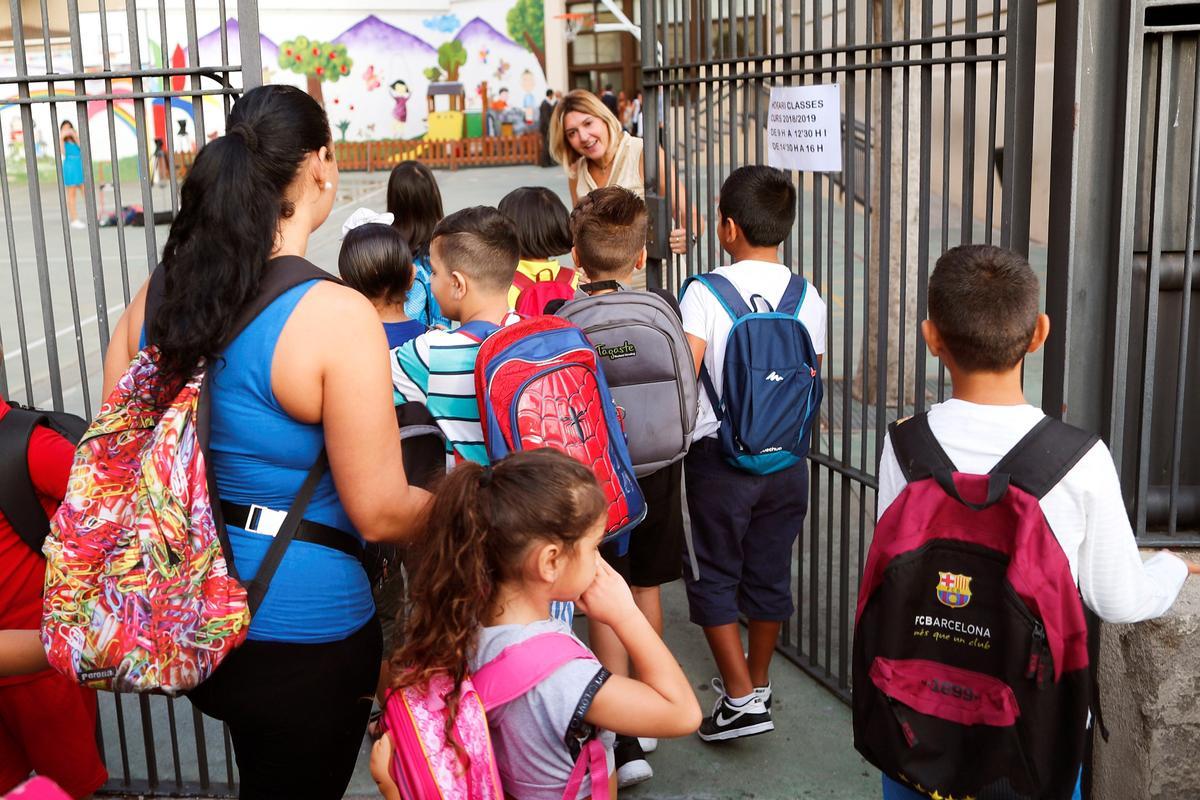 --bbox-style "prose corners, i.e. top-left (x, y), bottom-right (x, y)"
top-left (390, 79), bottom-right (411, 135)
top-left (490, 87), bottom-right (509, 112)
top-left (520, 69), bottom-right (536, 122)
